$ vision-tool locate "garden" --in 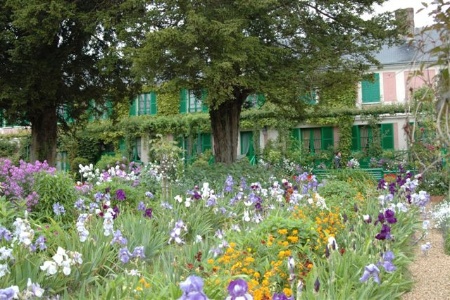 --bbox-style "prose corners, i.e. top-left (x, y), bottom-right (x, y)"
top-left (1, 138), bottom-right (449, 300)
